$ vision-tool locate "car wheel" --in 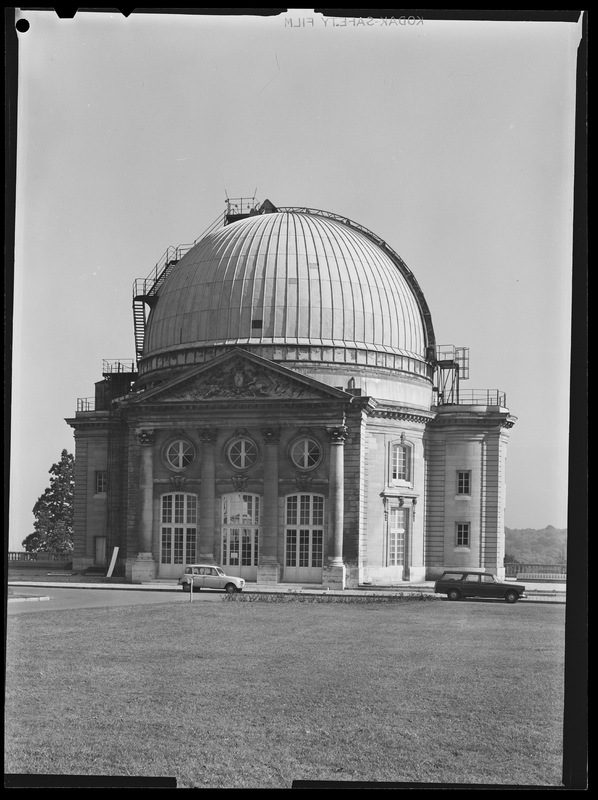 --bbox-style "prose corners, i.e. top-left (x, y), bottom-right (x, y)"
top-left (182, 583), bottom-right (190, 593)
top-left (447, 588), bottom-right (461, 601)
top-left (225, 583), bottom-right (237, 595)
top-left (505, 590), bottom-right (519, 604)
